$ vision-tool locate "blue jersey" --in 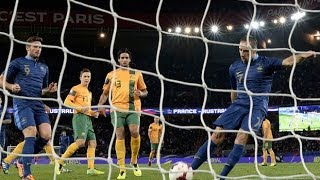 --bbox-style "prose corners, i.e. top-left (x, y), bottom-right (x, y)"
top-left (229, 55), bottom-right (283, 113)
top-left (5, 56), bottom-right (49, 105)
top-left (59, 135), bottom-right (70, 147)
